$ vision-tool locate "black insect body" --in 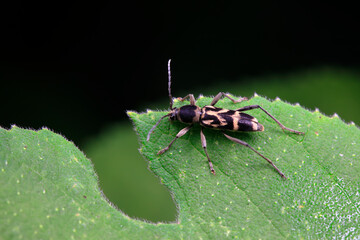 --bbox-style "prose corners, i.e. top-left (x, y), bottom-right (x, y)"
top-left (200, 106), bottom-right (264, 132)
top-left (147, 60), bottom-right (304, 179)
